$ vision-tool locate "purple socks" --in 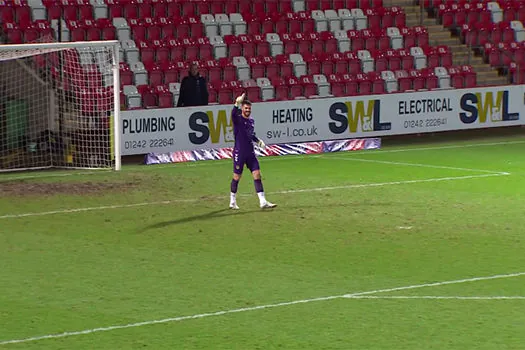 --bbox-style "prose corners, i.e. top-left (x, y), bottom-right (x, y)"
top-left (254, 179), bottom-right (264, 193)
top-left (231, 179), bottom-right (239, 193)
top-left (231, 178), bottom-right (264, 194)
